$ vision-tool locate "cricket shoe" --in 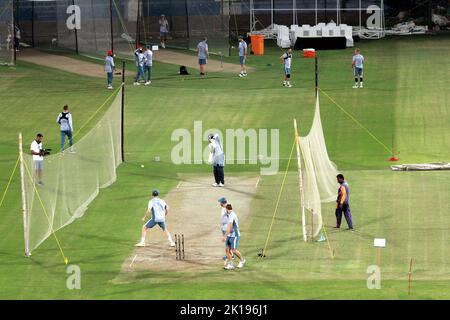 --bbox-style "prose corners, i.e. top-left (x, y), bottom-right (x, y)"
top-left (145, 81), bottom-right (151, 86)
top-left (135, 241), bottom-right (146, 247)
top-left (239, 73), bottom-right (244, 78)
top-left (359, 83), bottom-right (363, 88)
top-left (133, 82), bottom-right (141, 86)
top-left (170, 242), bottom-right (176, 247)
top-left (224, 264), bottom-right (235, 270)
top-left (286, 84), bottom-right (293, 88)
top-left (352, 84), bottom-right (359, 89)
top-left (212, 183), bottom-right (219, 187)
top-left (243, 73), bottom-right (248, 77)
top-left (107, 85), bottom-right (113, 90)
top-left (219, 183), bottom-right (224, 187)
top-left (237, 259), bottom-right (246, 269)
